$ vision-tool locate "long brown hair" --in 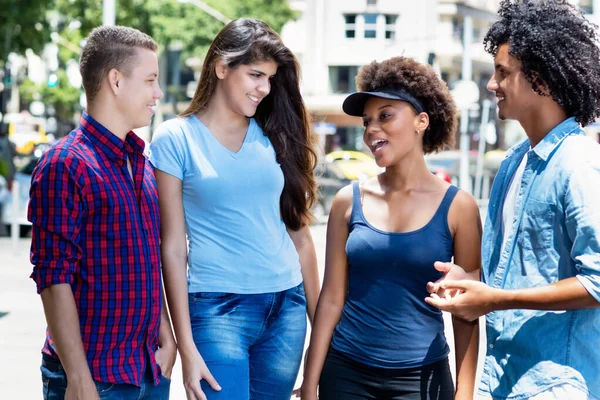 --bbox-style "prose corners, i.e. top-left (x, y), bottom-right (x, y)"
top-left (181, 18), bottom-right (317, 230)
